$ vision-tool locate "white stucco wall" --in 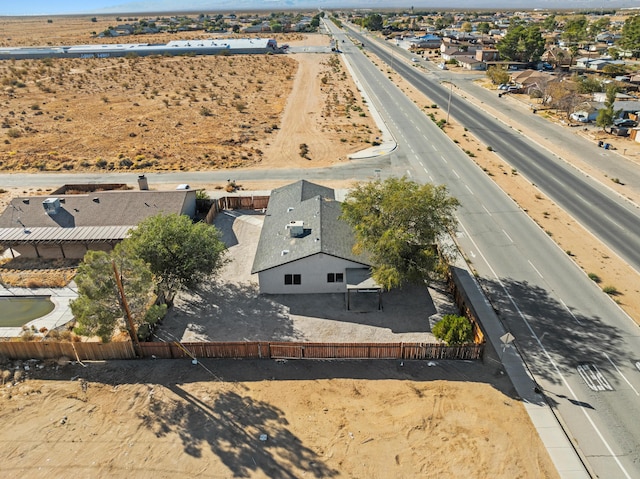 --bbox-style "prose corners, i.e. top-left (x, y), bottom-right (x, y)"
top-left (257, 253), bottom-right (369, 294)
